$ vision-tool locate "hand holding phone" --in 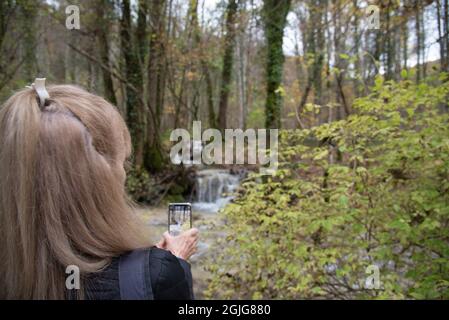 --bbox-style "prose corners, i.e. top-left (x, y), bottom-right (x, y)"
top-left (158, 203), bottom-right (197, 260)
top-left (168, 203), bottom-right (192, 236)
top-left (161, 228), bottom-right (199, 260)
